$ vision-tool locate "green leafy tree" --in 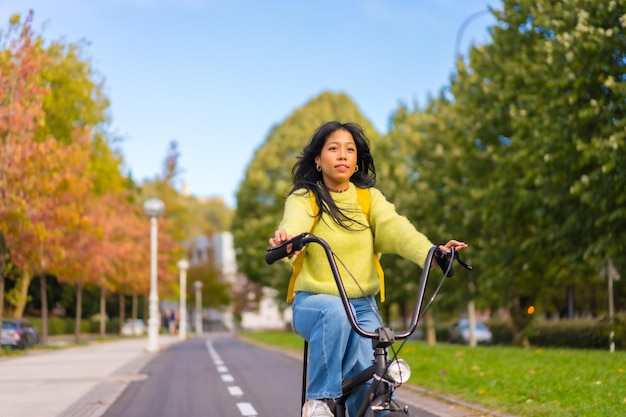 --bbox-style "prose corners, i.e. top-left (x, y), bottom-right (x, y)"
top-left (444, 0), bottom-right (625, 341)
top-left (36, 40), bottom-right (109, 145)
top-left (375, 106), bottom-right (439, 324)
top-left (201, 198), bottom-right (233, 233)
top-left (380, 101), bottom-right (477, 335)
